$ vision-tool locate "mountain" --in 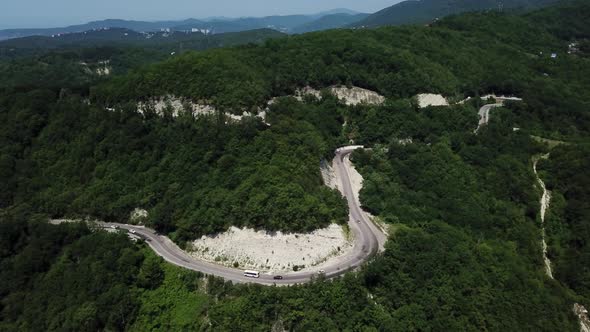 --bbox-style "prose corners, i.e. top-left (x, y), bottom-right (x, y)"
top-left (353, 0), bottom-right (562, 27)
top-left (1, 2), bottom-right (590, 331)
top-left (313, 8), bottom-right (362, 17)
top-left (0, 9), bottom-right (362, 41)
top-left (292, 13), bottom-right (370, 34)
top-left (0, 19), bottom-right (208, 41)
top-left (0, 28), bottom-right (285, 55)
top-left (171, 15), bottom-right (315, 34)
